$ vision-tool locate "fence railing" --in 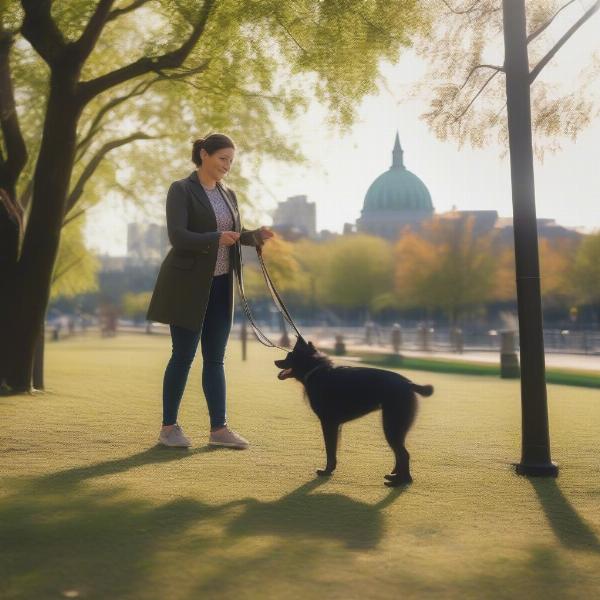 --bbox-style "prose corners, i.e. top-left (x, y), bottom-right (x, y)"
top-left (45, 318), bottom-right (600, 355)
